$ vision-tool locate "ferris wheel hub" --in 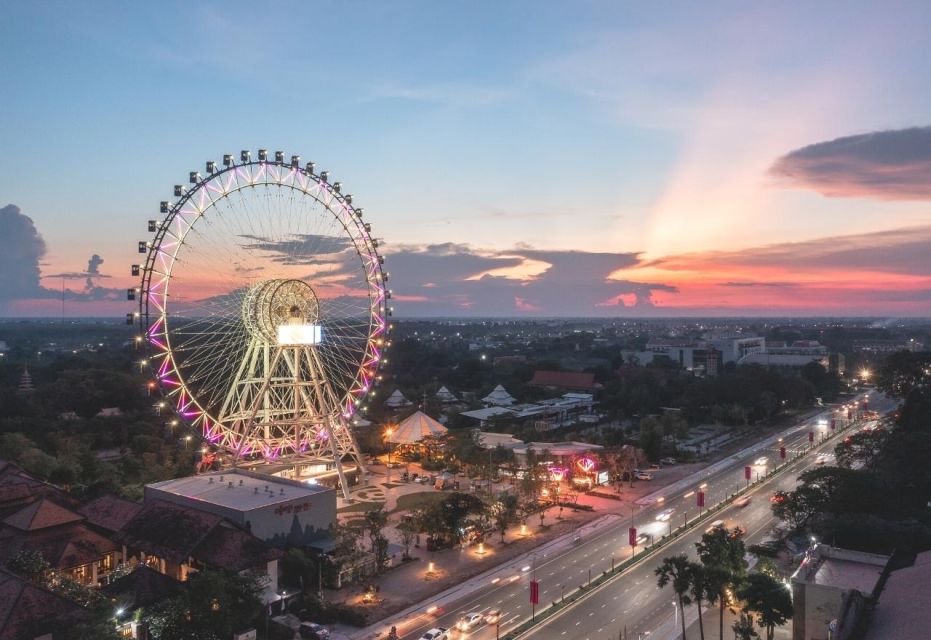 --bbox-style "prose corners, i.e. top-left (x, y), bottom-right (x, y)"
top-left (242, 279), bottom-right (320, 344)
